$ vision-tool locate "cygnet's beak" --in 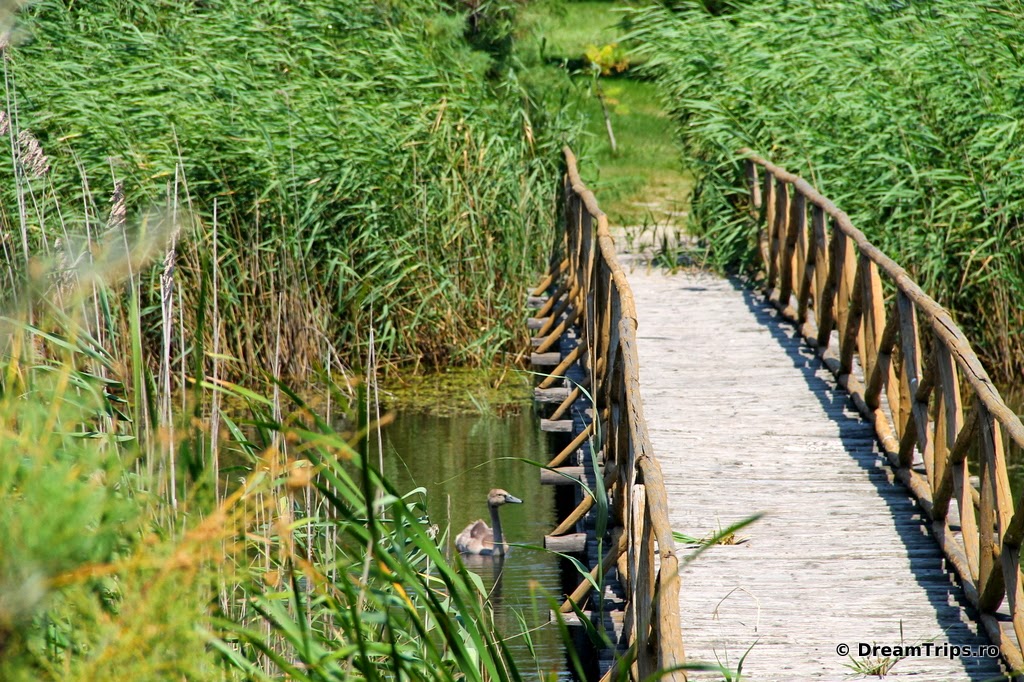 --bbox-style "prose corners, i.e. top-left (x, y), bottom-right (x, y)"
top-left (507, 494), bottom-right (523, 504)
